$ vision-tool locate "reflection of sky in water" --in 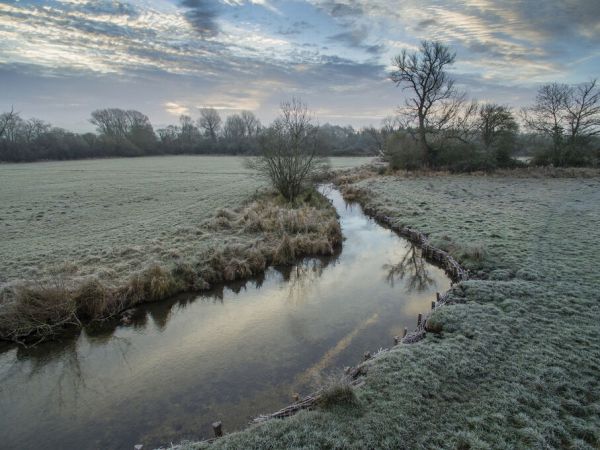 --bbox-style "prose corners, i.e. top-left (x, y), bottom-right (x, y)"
top-left (0, 187), bottom-right (450, 450)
